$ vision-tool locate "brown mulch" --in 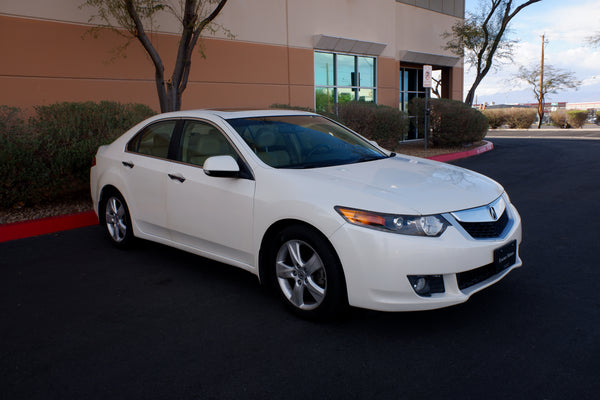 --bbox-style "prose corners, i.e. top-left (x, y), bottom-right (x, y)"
top-left (0, 198), bottom-right (94, 225)
top-left (0, 141), bottom-right (488, 225)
